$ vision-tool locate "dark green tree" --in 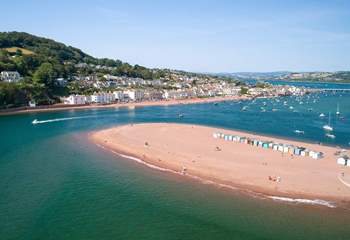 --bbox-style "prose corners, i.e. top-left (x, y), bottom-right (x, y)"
top-left (33, 62), bottom-right (55, 86)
